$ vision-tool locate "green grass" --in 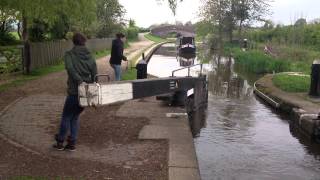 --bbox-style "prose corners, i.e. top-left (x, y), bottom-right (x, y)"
top-left (121, 68), bottom-right (137, 81)
top-left (232, 49), bottom-right (291, 74)
top-left (272, 73), bottom-right (310, 92)
top-left (0, 48), bottom-right (111, 92)
top-left (227, 45), bottom-right (311, 74)
top-left (9, 31), bottom-right (20, 40)
top-left (0, 62), bottom-right (65, 92)
top-left (93, 49), bottom-right (111, 59)
top-left (144, 33), bottom-right (166, 43)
